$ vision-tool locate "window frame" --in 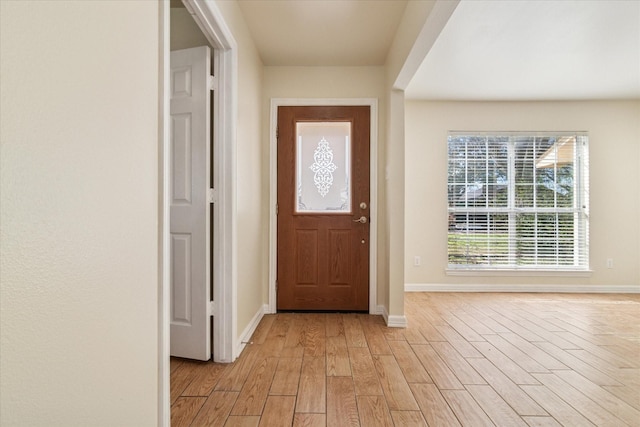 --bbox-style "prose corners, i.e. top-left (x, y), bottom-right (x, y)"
top-left (446, 131), bottom-right (590, 274)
